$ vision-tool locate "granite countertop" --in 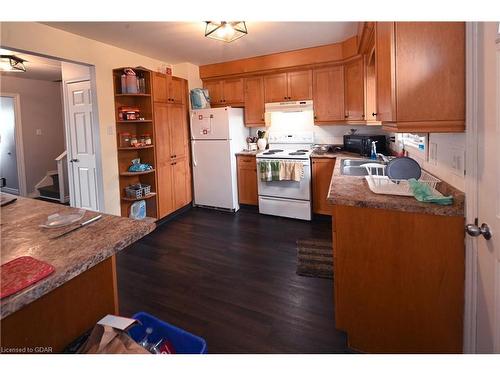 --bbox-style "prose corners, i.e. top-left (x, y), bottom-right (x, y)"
top-left (0, 196), bottom-right (156, 319)
top-left (327, 154), bottom-right (465, 217)
top-left (310, 152), bottom-right (338, 159)
top-left (235, 150), bottom-right (261, 156)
